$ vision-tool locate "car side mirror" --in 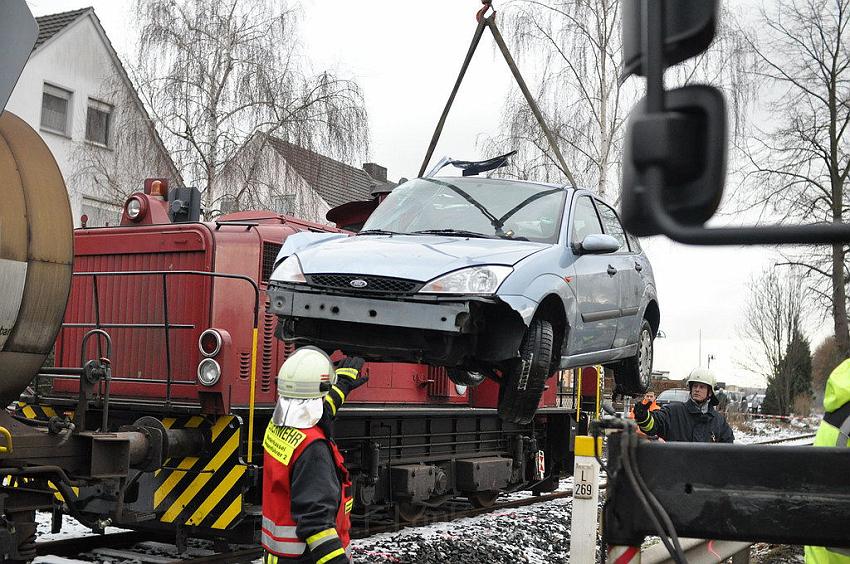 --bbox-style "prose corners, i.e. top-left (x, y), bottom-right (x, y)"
top-left (578, 234), bottom-right (620, 255)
